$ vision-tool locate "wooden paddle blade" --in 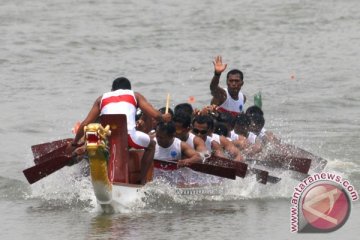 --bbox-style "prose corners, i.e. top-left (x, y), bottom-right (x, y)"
top-left (31, 138), bottom-right (73, 159)
top-left (23, 155), bottom-right (73, 184)
top-left (154, 159), bottom-right (236, 180)
top-left (248, 168), bottom-right (269, 184)
top-left (34, 144), bottom-right (72, 165)
top-left (205, 155), bottom-right (247, 178)
top-left (190, 163), bottom-right (236, 180)
top-left (268, 154), bottom-right (311, 174)
top-left (267, 175), bottom-right (281, 184)
top-left (246, 155), bottom-right (311, 174)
